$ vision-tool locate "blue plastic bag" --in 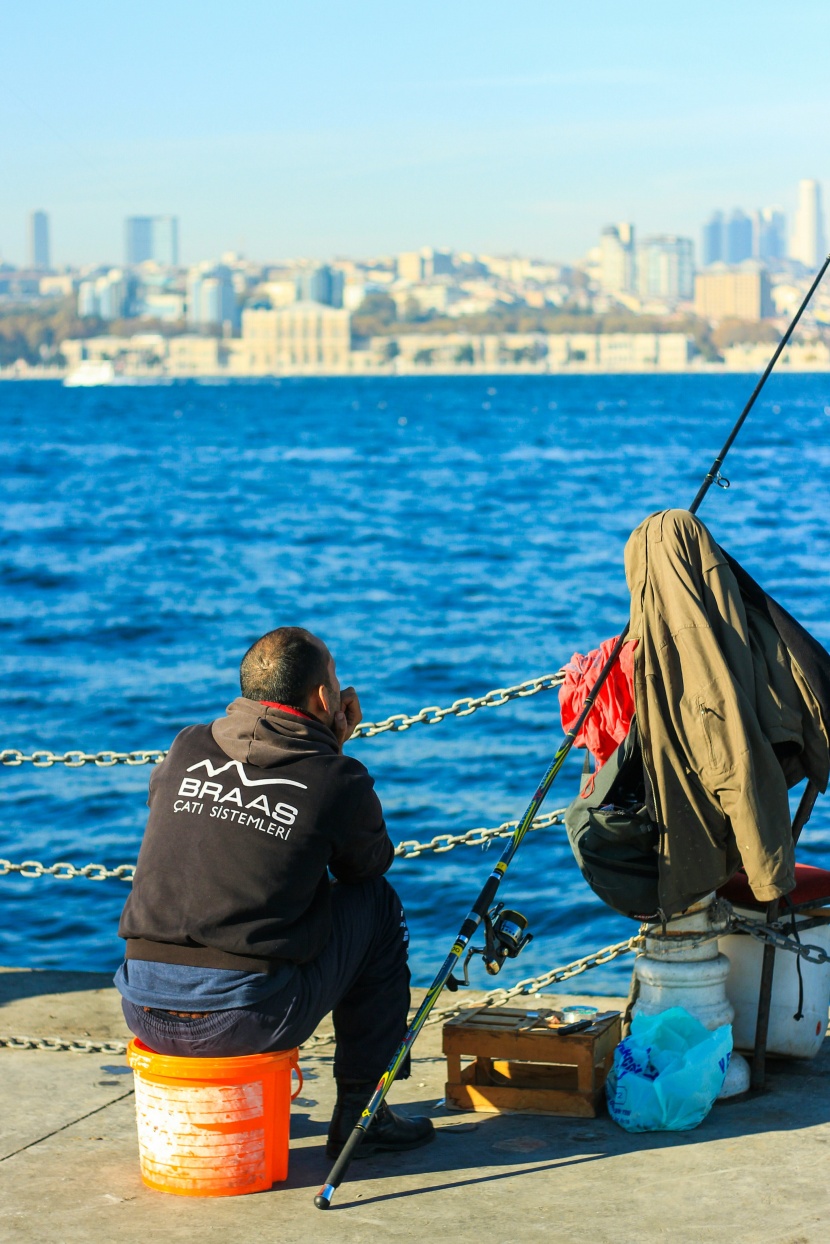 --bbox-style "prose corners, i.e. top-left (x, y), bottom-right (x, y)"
top-left (606, 1006), bottom-right (732, 1132)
